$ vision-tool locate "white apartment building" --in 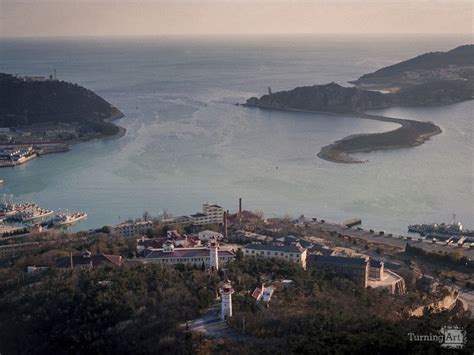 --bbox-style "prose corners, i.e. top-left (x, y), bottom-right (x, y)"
top-left (111, 220), bottom-right (153, 238)
top-left (190, 203), bottom-right (224, 226)
top-left (243, 244), bottom-right (308, 269)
